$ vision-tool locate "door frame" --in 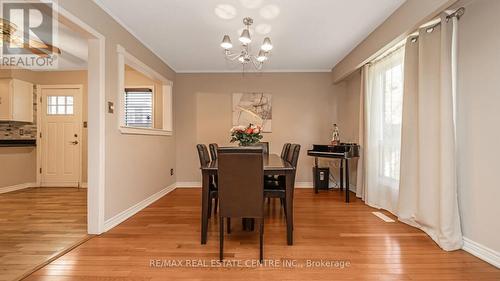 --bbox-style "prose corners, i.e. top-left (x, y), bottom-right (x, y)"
top-left (53, 3), bottom-right (106, 235)
top-left (36, 84), bottom-right (84, 188)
